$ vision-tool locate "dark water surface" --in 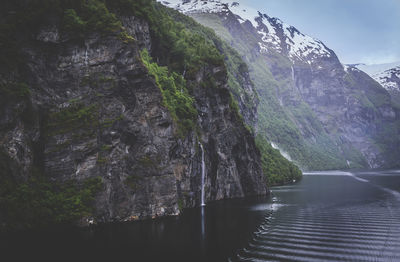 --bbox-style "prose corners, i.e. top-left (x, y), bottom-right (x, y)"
top-left (2, 170), bottom-right (400, 262)
top-left (236, 169), bottom-right (400, 262)
top-left (1, 196), bottom-right (271, 261)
